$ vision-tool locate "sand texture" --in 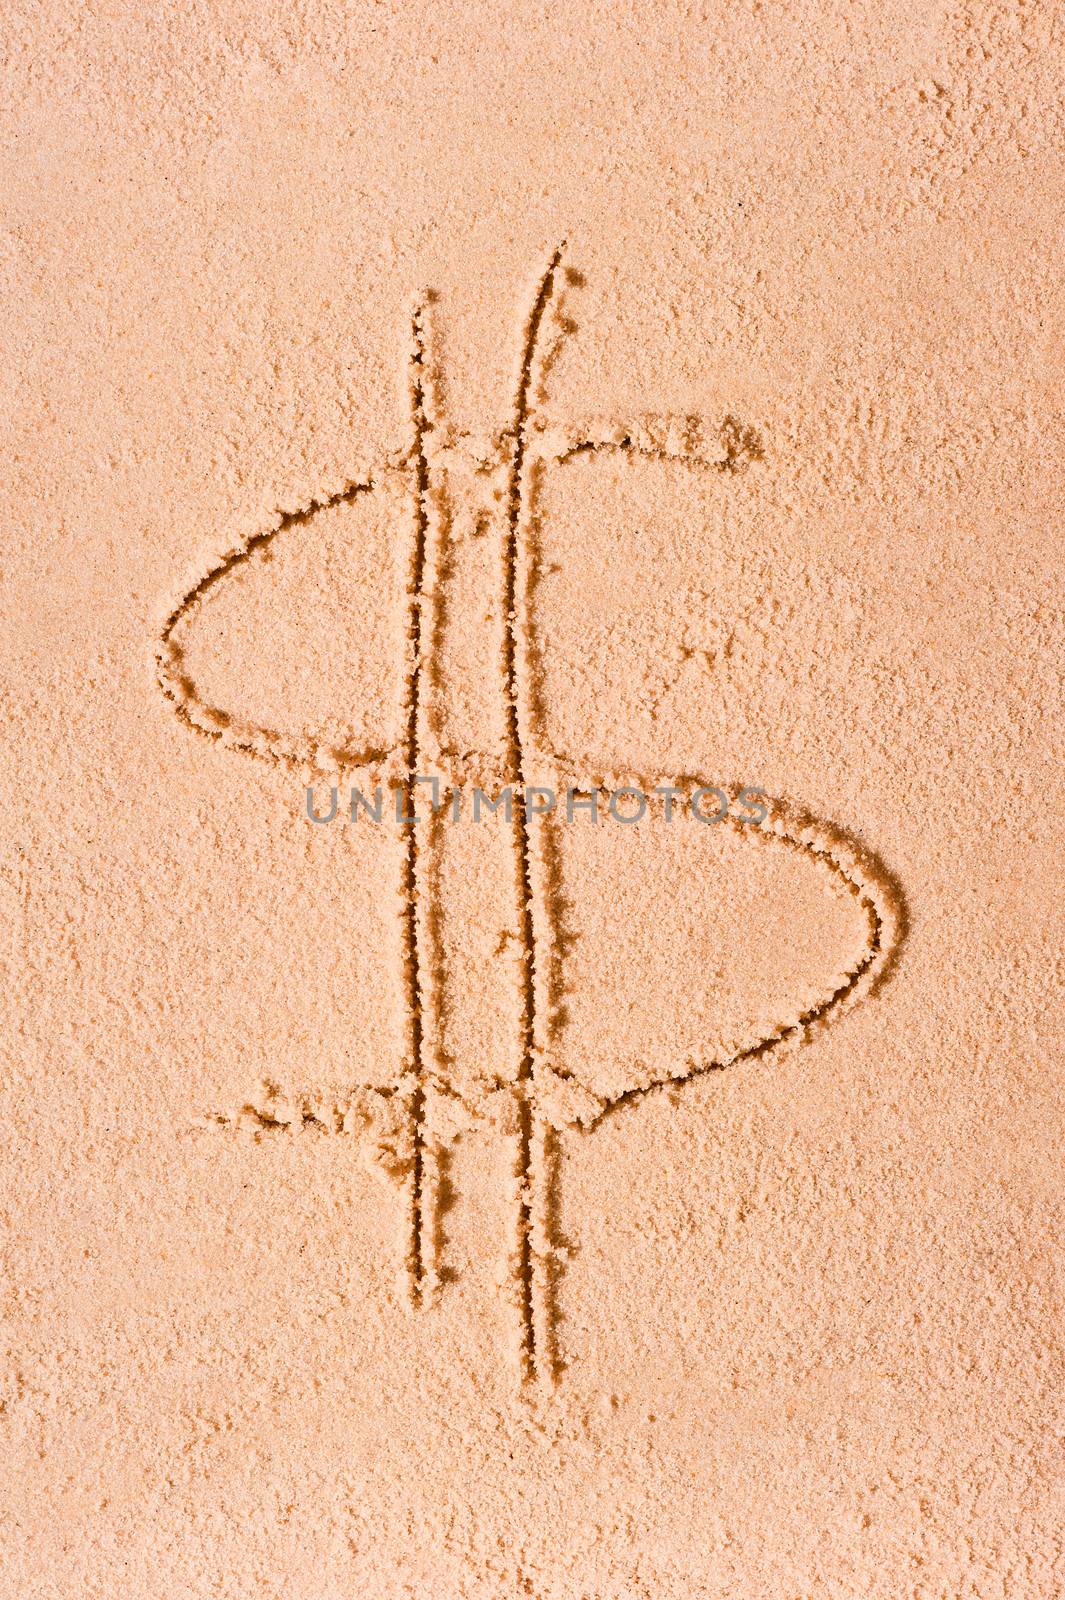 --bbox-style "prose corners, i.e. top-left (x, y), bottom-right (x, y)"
top-left (1, 2), bottom-right (1063, 1596)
